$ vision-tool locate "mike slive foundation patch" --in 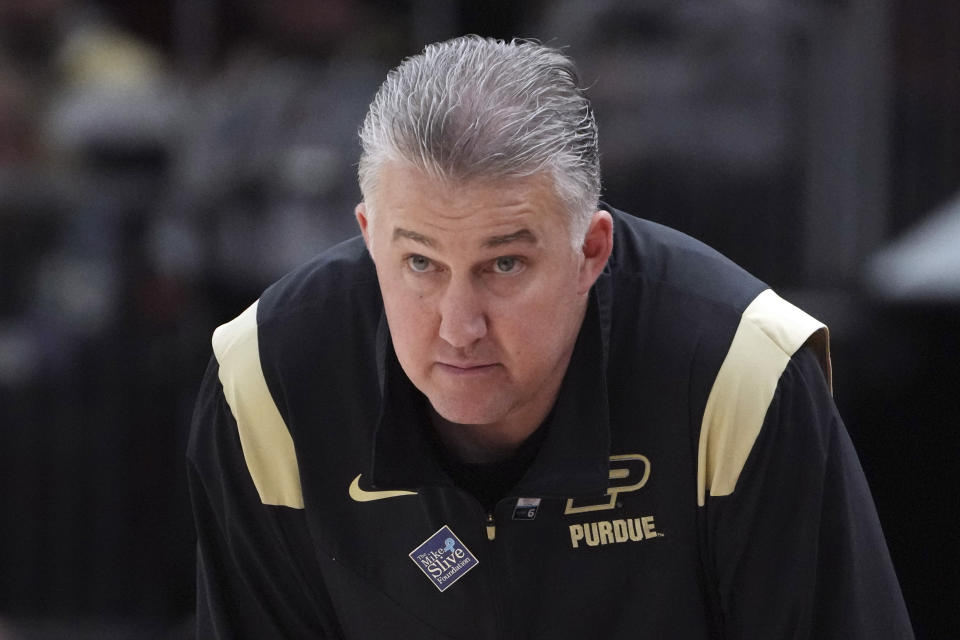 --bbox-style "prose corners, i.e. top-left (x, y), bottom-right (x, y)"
top-left (409, 525), bottom-right (479, 592)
